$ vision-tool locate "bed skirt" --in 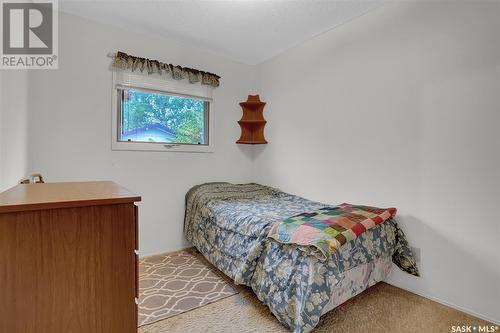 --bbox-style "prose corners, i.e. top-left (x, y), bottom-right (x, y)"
top-left (321, 255), bottom-right (393, 315)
